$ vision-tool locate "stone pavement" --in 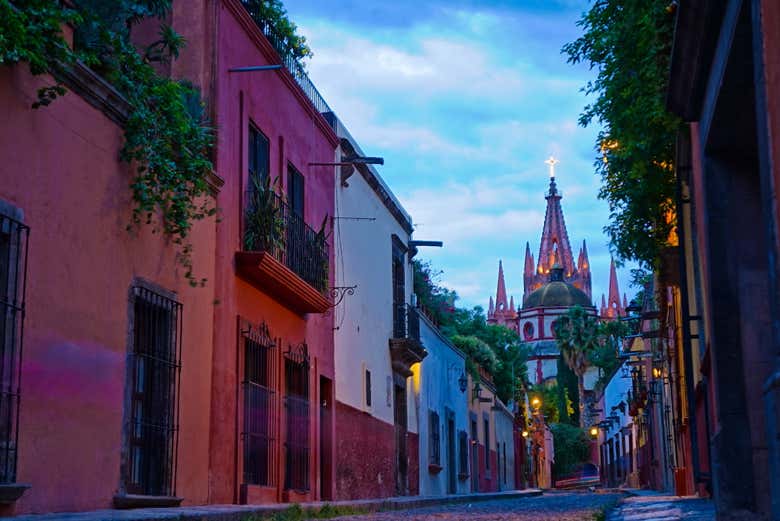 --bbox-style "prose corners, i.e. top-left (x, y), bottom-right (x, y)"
top-left (0, 490), bottom-right (543, 521)
top-left (606, 492), bottom-right (715, 521)
top-left (327, 491), bottom-right (624, 521)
